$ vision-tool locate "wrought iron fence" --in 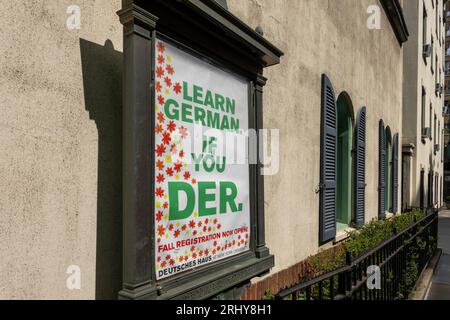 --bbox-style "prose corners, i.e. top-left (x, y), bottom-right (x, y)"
top-left (276, 211), bottom-right (438, 300)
